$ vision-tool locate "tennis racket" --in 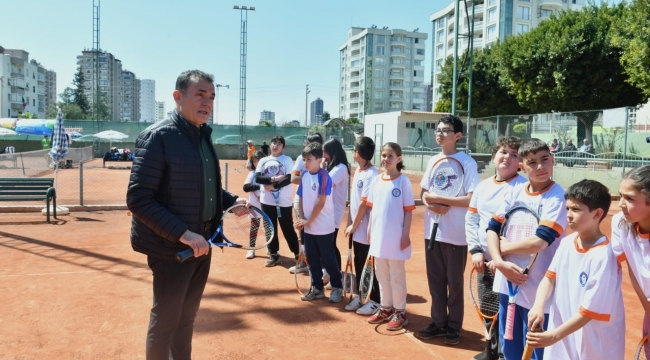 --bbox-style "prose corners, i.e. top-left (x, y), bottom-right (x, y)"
top-left (426, 156), bottom-right (465, 251)
top-left (469, 267), bottom-right (499, 344)
top-left (176, 204), bottom-right (274, 262)
top-left (294, 243), bottom-right (312, 296)
top-left (636, 336), bottom-right (650, 360)
top-left (358, 254), bottom-right (375, 305)
top-left (500, 206), bottom-right (540, 340)
top-left (342, 235), bottom-right (356, 304)
top-left (522, 324), bottom-right (541, 360)
top-left (263, 159), bottom-right (284, 218)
